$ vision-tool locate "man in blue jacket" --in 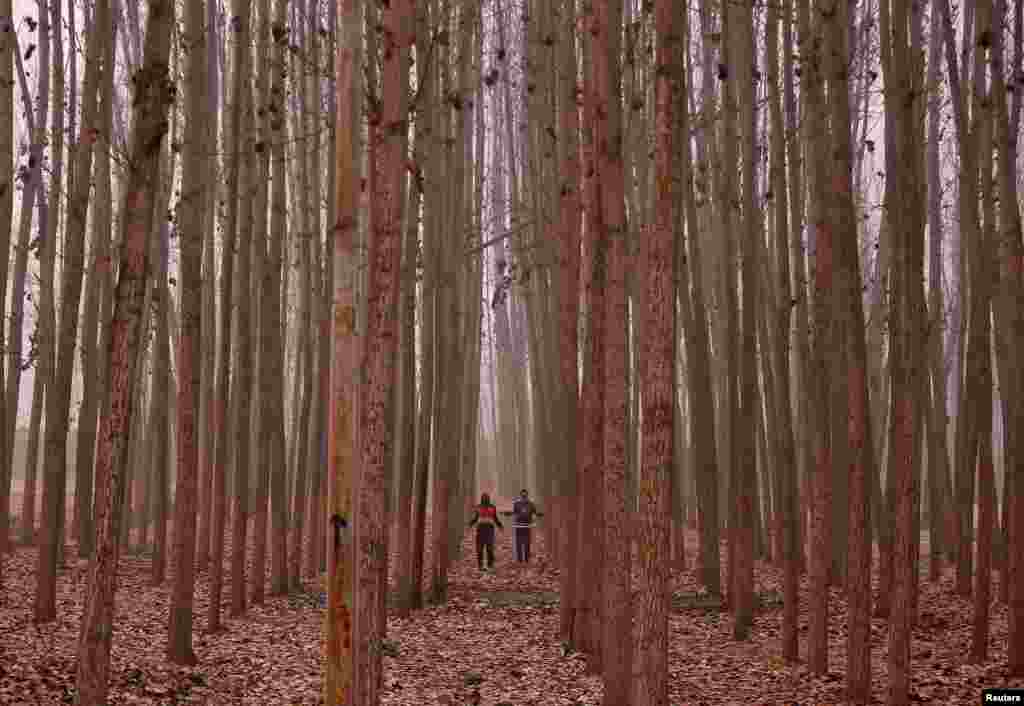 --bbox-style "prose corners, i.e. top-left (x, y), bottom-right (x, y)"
top-left (511, 489), bottom-right (542, 563)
